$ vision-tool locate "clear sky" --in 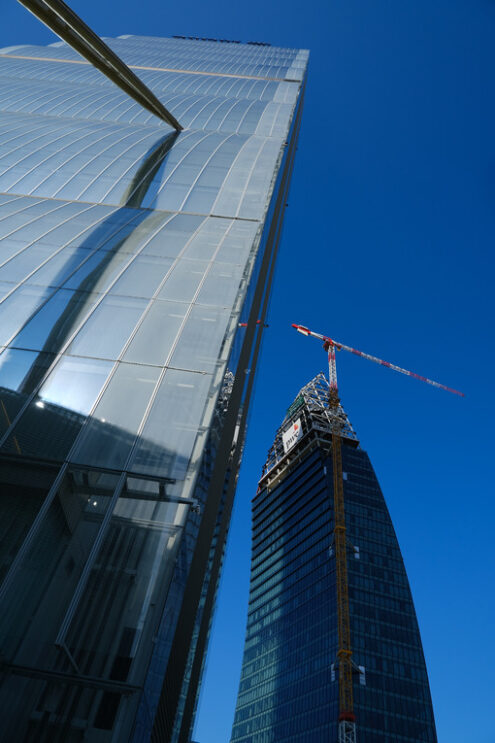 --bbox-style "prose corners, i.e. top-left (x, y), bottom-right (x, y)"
top-left (2, 2), bottom-right (494, 742)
